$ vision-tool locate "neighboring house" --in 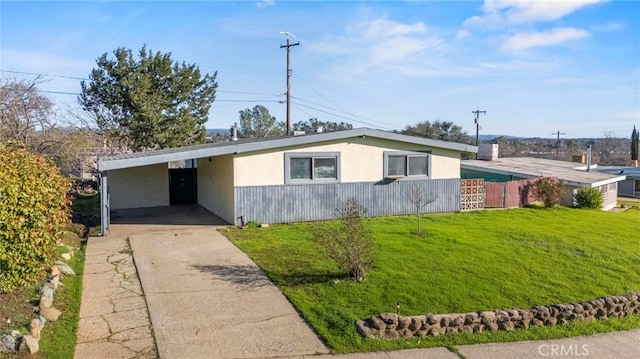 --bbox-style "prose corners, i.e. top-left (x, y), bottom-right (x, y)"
top-left (593, 166), bottom-right (640, 198)
top-left (461, 146), bottom-right (626, 210)
top-left (96, 128), bottom-right (478, 235)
